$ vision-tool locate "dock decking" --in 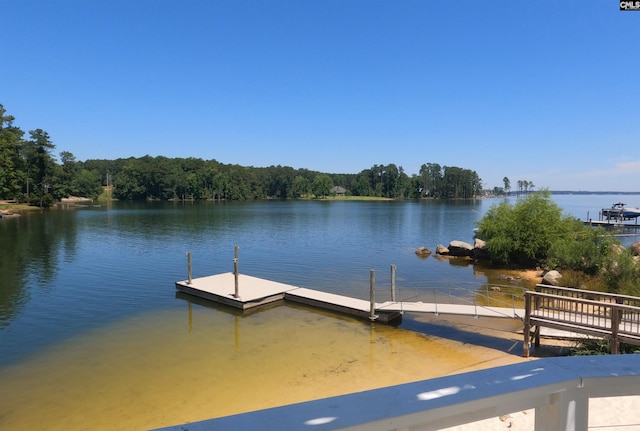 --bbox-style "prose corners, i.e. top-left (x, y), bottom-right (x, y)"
top-left (377, 300), bottom-right (524, 319)
top-left (176, 273), bottom-right (292, 310)
top-left (176, 272), bottom-right (403, 323)
top-left (175, 272), bottom-right (523, 324)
